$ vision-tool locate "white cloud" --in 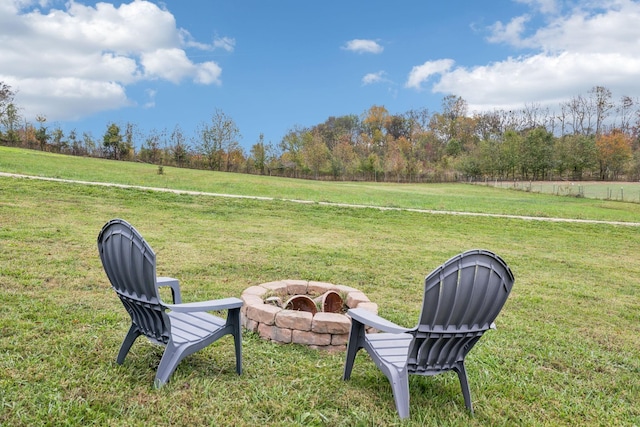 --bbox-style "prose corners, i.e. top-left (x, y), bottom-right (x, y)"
top-left (526, 1), bottom-right (640, 54)
top-left (141, 48), bottom-right (196, 83)
top-left (343, 39), bottom-right (383, 54)
top-left (515, 0), bottom-right (559, 15)
top-left (405, 59), bottom-right (455, 90)
top-left (213, 36), bottom-right (236, 52)
top-left (195, 62), bottom-right (223, 85)
top-left (0, 0), bottom-right (228, 121)
top-left (436, 52), bottom-right (640, 111)
top-left (407, 0), bottom-right (640, 113)
top-left (143, 89), bottom-right (157, 109)
top-left (1, 74), bottom-right (130, 120)
top-left (487, 15), bottom-right (532, 46)
top-left (362, 71), bottom-right (388, 85)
